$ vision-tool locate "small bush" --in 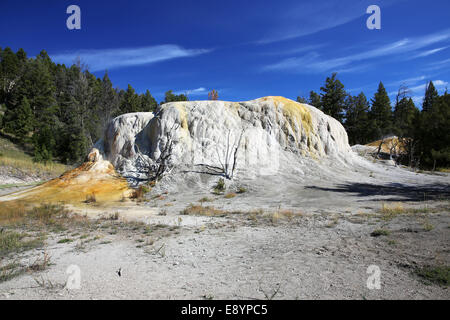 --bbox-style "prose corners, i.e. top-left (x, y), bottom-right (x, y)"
top-left (237, 187), bottom-right (247, 194)
top-left (370, 229), bottom-right (390, 237)
top-left (199, 197), bottom-right (213, 203)
top-left (213, 178), bottom-right (226, 194)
